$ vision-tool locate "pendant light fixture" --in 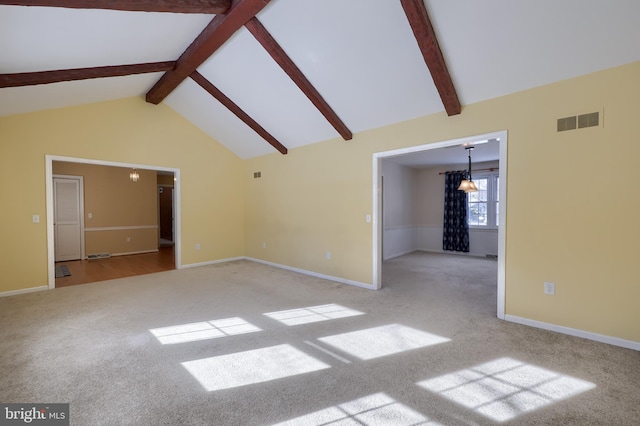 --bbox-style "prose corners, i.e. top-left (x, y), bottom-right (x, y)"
top-left (129, 168), bottom-right (140, 183)
top-left (458, 146), bottom-right (478, 193)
